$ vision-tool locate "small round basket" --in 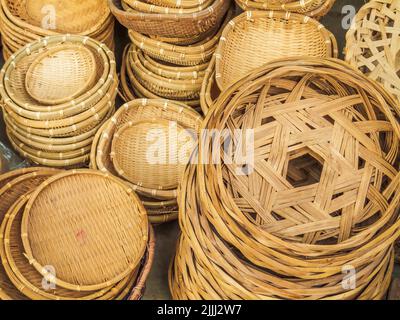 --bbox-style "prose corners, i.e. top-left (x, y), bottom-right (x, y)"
top-left (200, 11), bottom-right (338, 114)
top-left (170, 57), bottom-right (400, 299)
top-left (345, 0), bottom-right (400, 104)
